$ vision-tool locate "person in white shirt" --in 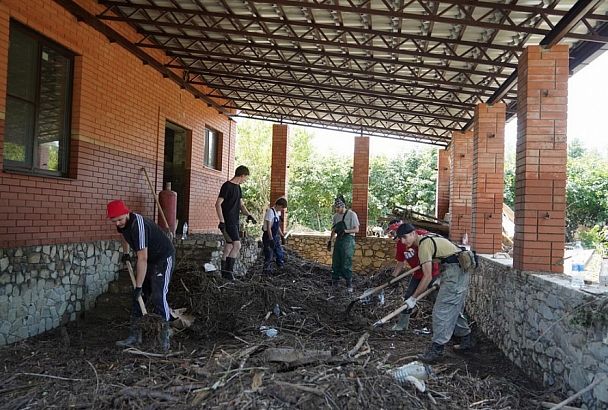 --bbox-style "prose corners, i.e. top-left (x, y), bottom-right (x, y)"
top-left (262, 197), bottom-right (288, 274)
